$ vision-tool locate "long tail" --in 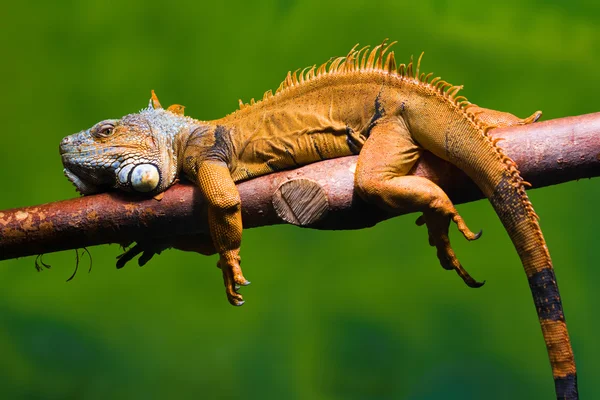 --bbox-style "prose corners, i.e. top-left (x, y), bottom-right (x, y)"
top-left (451, 116), bottom-right (579, 399)
top-left (390, 49), bottom-right (578, 398)
top-left (488, 167), bottom-right (577, 399)
top-left (464, 109), bottom-right (579, 399)
top-left (454, 115), bottom-right (579, 398)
